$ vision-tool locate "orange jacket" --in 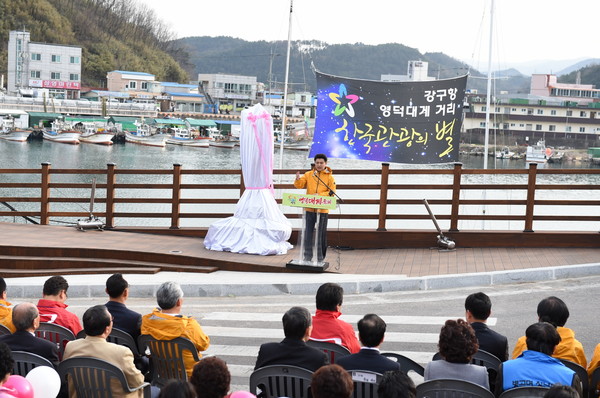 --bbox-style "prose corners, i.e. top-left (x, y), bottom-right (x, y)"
top-left (141, 309), bottom-right (210, 377)
top-left (293, 167), bottom-right (336, 213)
top-left (0, 300), bottom-right (15, 333)
top-left (511, 326), bottom-right (587, 368)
